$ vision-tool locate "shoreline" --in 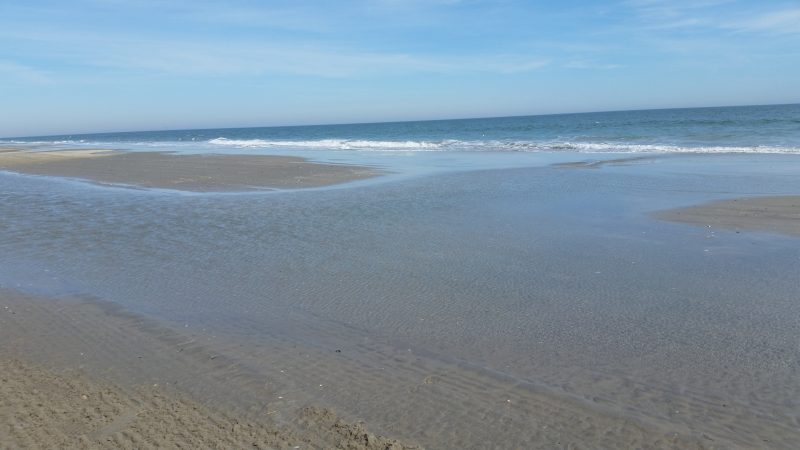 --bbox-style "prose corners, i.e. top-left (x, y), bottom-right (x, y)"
top-left (0, 148), bottom-right (381, 191)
